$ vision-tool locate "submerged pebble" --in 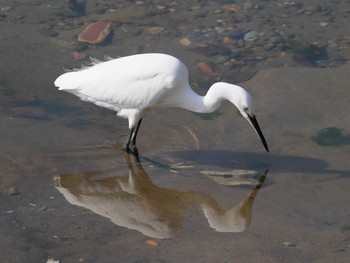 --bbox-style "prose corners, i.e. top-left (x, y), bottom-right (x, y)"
top-left (311, 127), bottom-right (350, 146)
top-left (282, 242), bottom-right (297, 247)
top-left (7, 187), bottom-right (20, 195)
top-left (228, 31), bottom-right (245, 40)
top-left (201, 170), bottom-right (262, 186)
top-left (78, 20), bottom-right (113, 45)
top-left (145, 240), bottom-right (159, 247)
top-left (270, 35), bottom-right (284, 44)
top-left (244, 31), bottom-right (259, 42)
top-left (72, 51), bottom-right (88, 60)
top-left (197, 62), bottom-right (214, 73)
top-left (179, 37), bottom-right (191, 46)
top-left (148, 26), bottom-right (165, 34)
top-left (9, 0), bottom-right (344, 70)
